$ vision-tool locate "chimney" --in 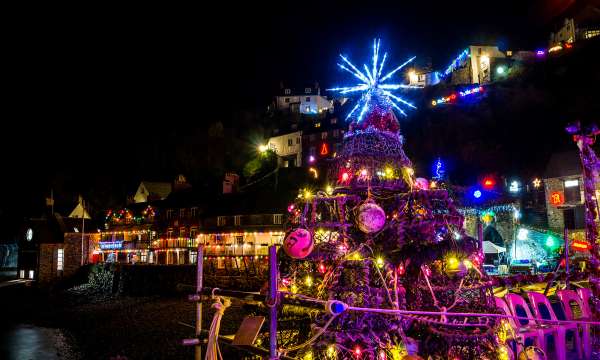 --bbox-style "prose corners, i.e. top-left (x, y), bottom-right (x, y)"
top-left (223, 173), bottom-right (240, 194)
top-left (174, 174), bottom-right (192, 192)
